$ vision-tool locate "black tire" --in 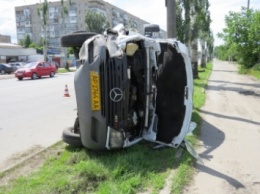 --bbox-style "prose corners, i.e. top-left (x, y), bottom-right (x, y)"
top-left (62, 127), bottom-right (83, 147)
top-left (61, 32), bottom-right (97, 47)
top-left (18, 77), bottom-right (23, 80)
top-left (73, 117), bottom-right (80, 133)
top-left (50, 71), bottom-right (55, 77)
top-left (31, 72), bottom-right (38, 80)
